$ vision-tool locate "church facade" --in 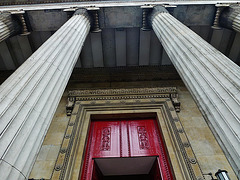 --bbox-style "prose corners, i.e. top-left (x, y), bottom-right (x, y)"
top-left (0, 0), bottom-right (239, 180)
